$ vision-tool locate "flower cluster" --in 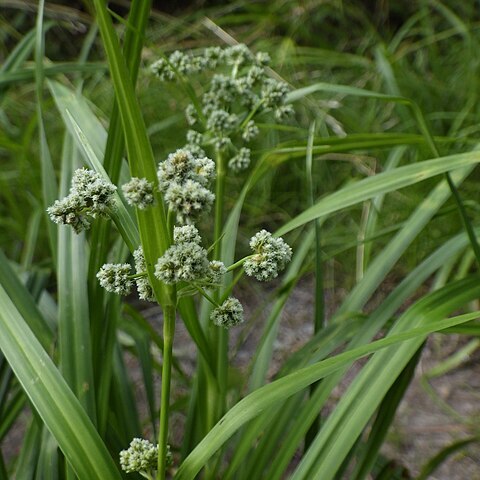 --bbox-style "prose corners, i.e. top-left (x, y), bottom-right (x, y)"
top-left (244, 230), bottom-right (292, 281)
top-left (122, 177), bottom-right (155, 209)
top-left (133, 247), bottom-right (156, 302)
top-left (157, 149), bottom-right (215, 224)
top-left (151, 44), bottom-right (293, 173)
top-left (47, 168), bottom-right (116, 233)
top-left (155, 225), bottom-right (226, 287)
top-left (119, 438), bottom-right (172, 474)
top-left (211, 297), bottom-right (244, 328)
top-left (228, 147), bottom-right (251, 172)
top-left (96, 263), bottom-right (133, 296)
